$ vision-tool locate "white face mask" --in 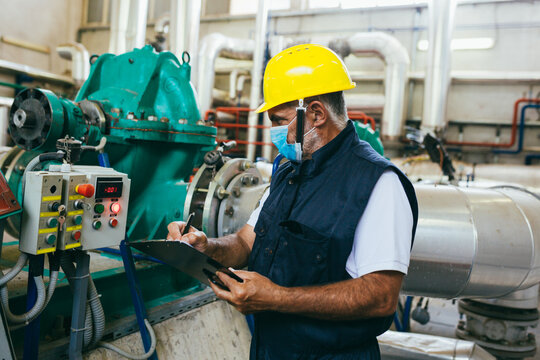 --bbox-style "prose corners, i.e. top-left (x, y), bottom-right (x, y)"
top-left (270, 117), bottom-right (316, 162)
